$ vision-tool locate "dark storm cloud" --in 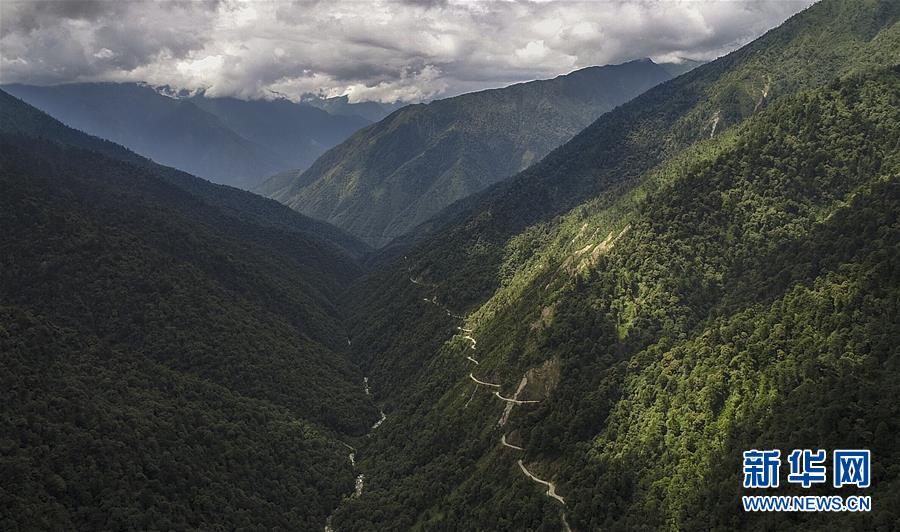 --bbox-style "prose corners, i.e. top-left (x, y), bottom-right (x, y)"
top-left (0, 0), bottom-right (815, 103)
top-left (1, 0), bottom-right (220, 84)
